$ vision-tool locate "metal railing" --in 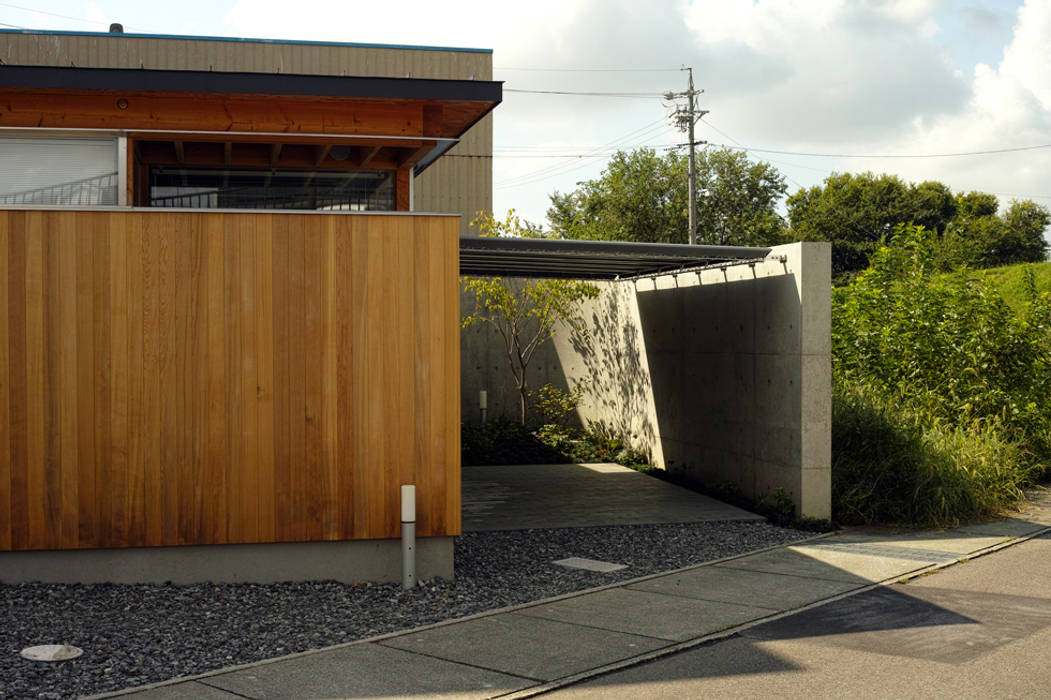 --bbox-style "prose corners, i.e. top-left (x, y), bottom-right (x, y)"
top-left (0, 172), bottom-right (118, 206)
